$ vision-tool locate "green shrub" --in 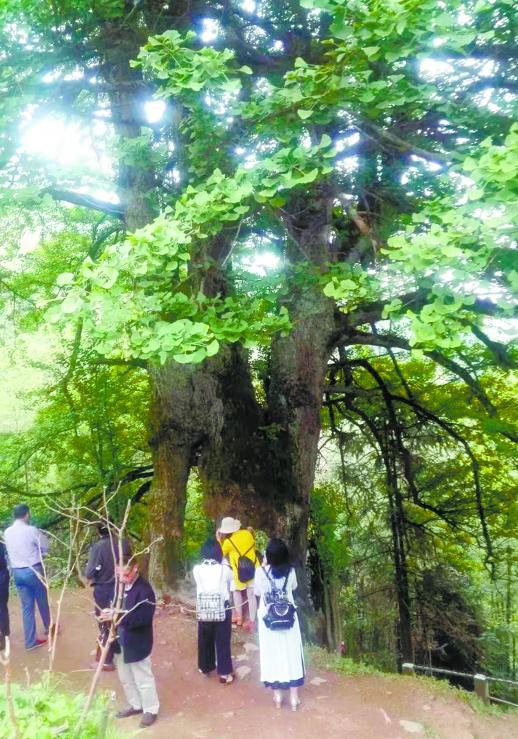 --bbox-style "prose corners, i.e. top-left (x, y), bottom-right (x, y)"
top-left (0, 678), bottom-right (119, 739)
top-left (305, 644), bottom-right (378, 676)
